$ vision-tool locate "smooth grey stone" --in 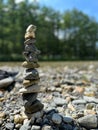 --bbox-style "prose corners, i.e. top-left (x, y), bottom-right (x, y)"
top-left (78, 115), bottom-right (97, 129)
top-left (52, 113), bottom-right (62, 124)
top-left (19, 120), bottom-right (31, 130)
top-left (53, 97), bottom-right (66, 106)
top-left (19, 125), bottom-right (31, 130)
top-left (25, 99), bottom-right (44, 114)
top-left (24, 69), bottom-right (39, 80)
top-left (63, 116), bottom-right (73, 123)
top-left (22, 93), bottom-right (37, 106)
top-left (72, 100), bottom-right (87, 104)
top-left (5, 123), bottom-right (14, 130)
top-left (84, 96), bottom-right (98, 103)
